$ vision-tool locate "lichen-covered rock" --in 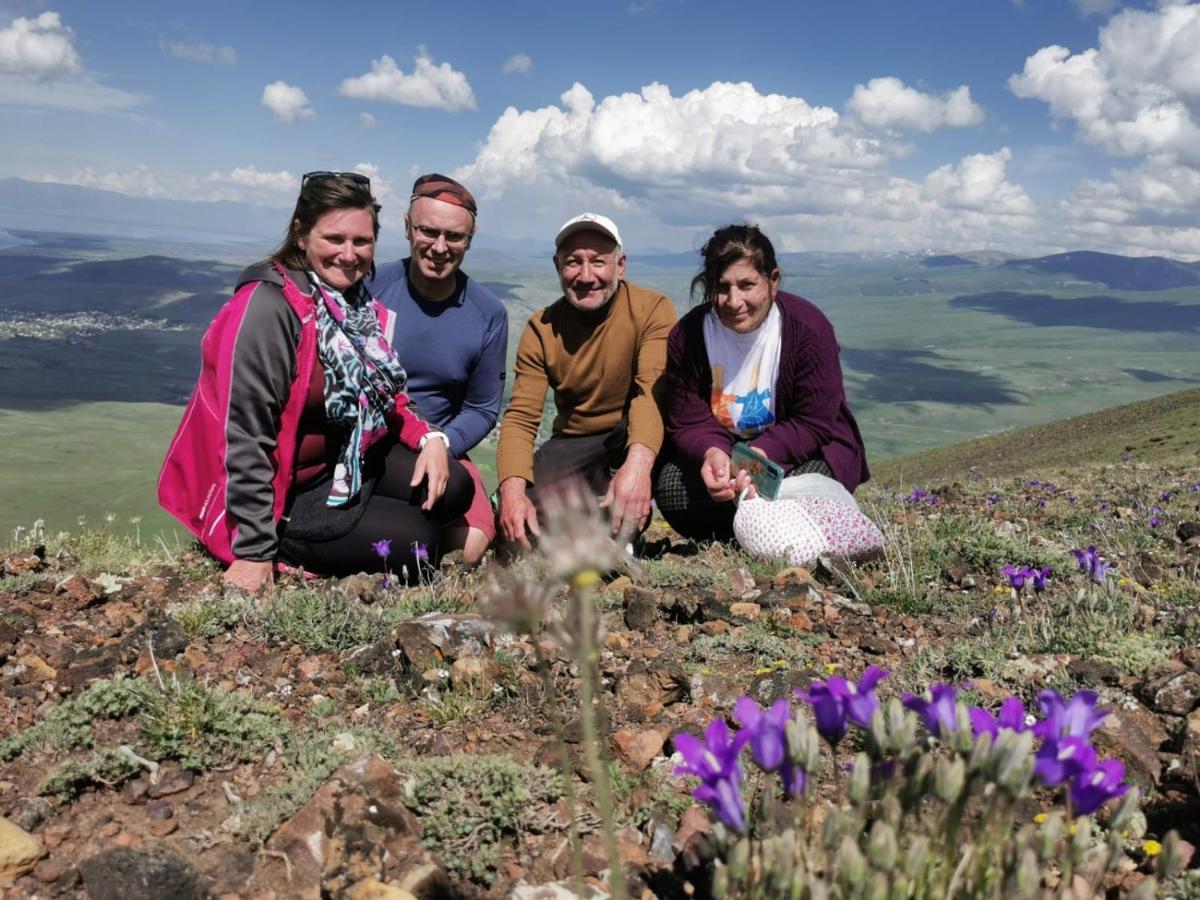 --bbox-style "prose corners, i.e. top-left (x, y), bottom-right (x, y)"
top-left (78, 847), bottom-right (210, 900)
